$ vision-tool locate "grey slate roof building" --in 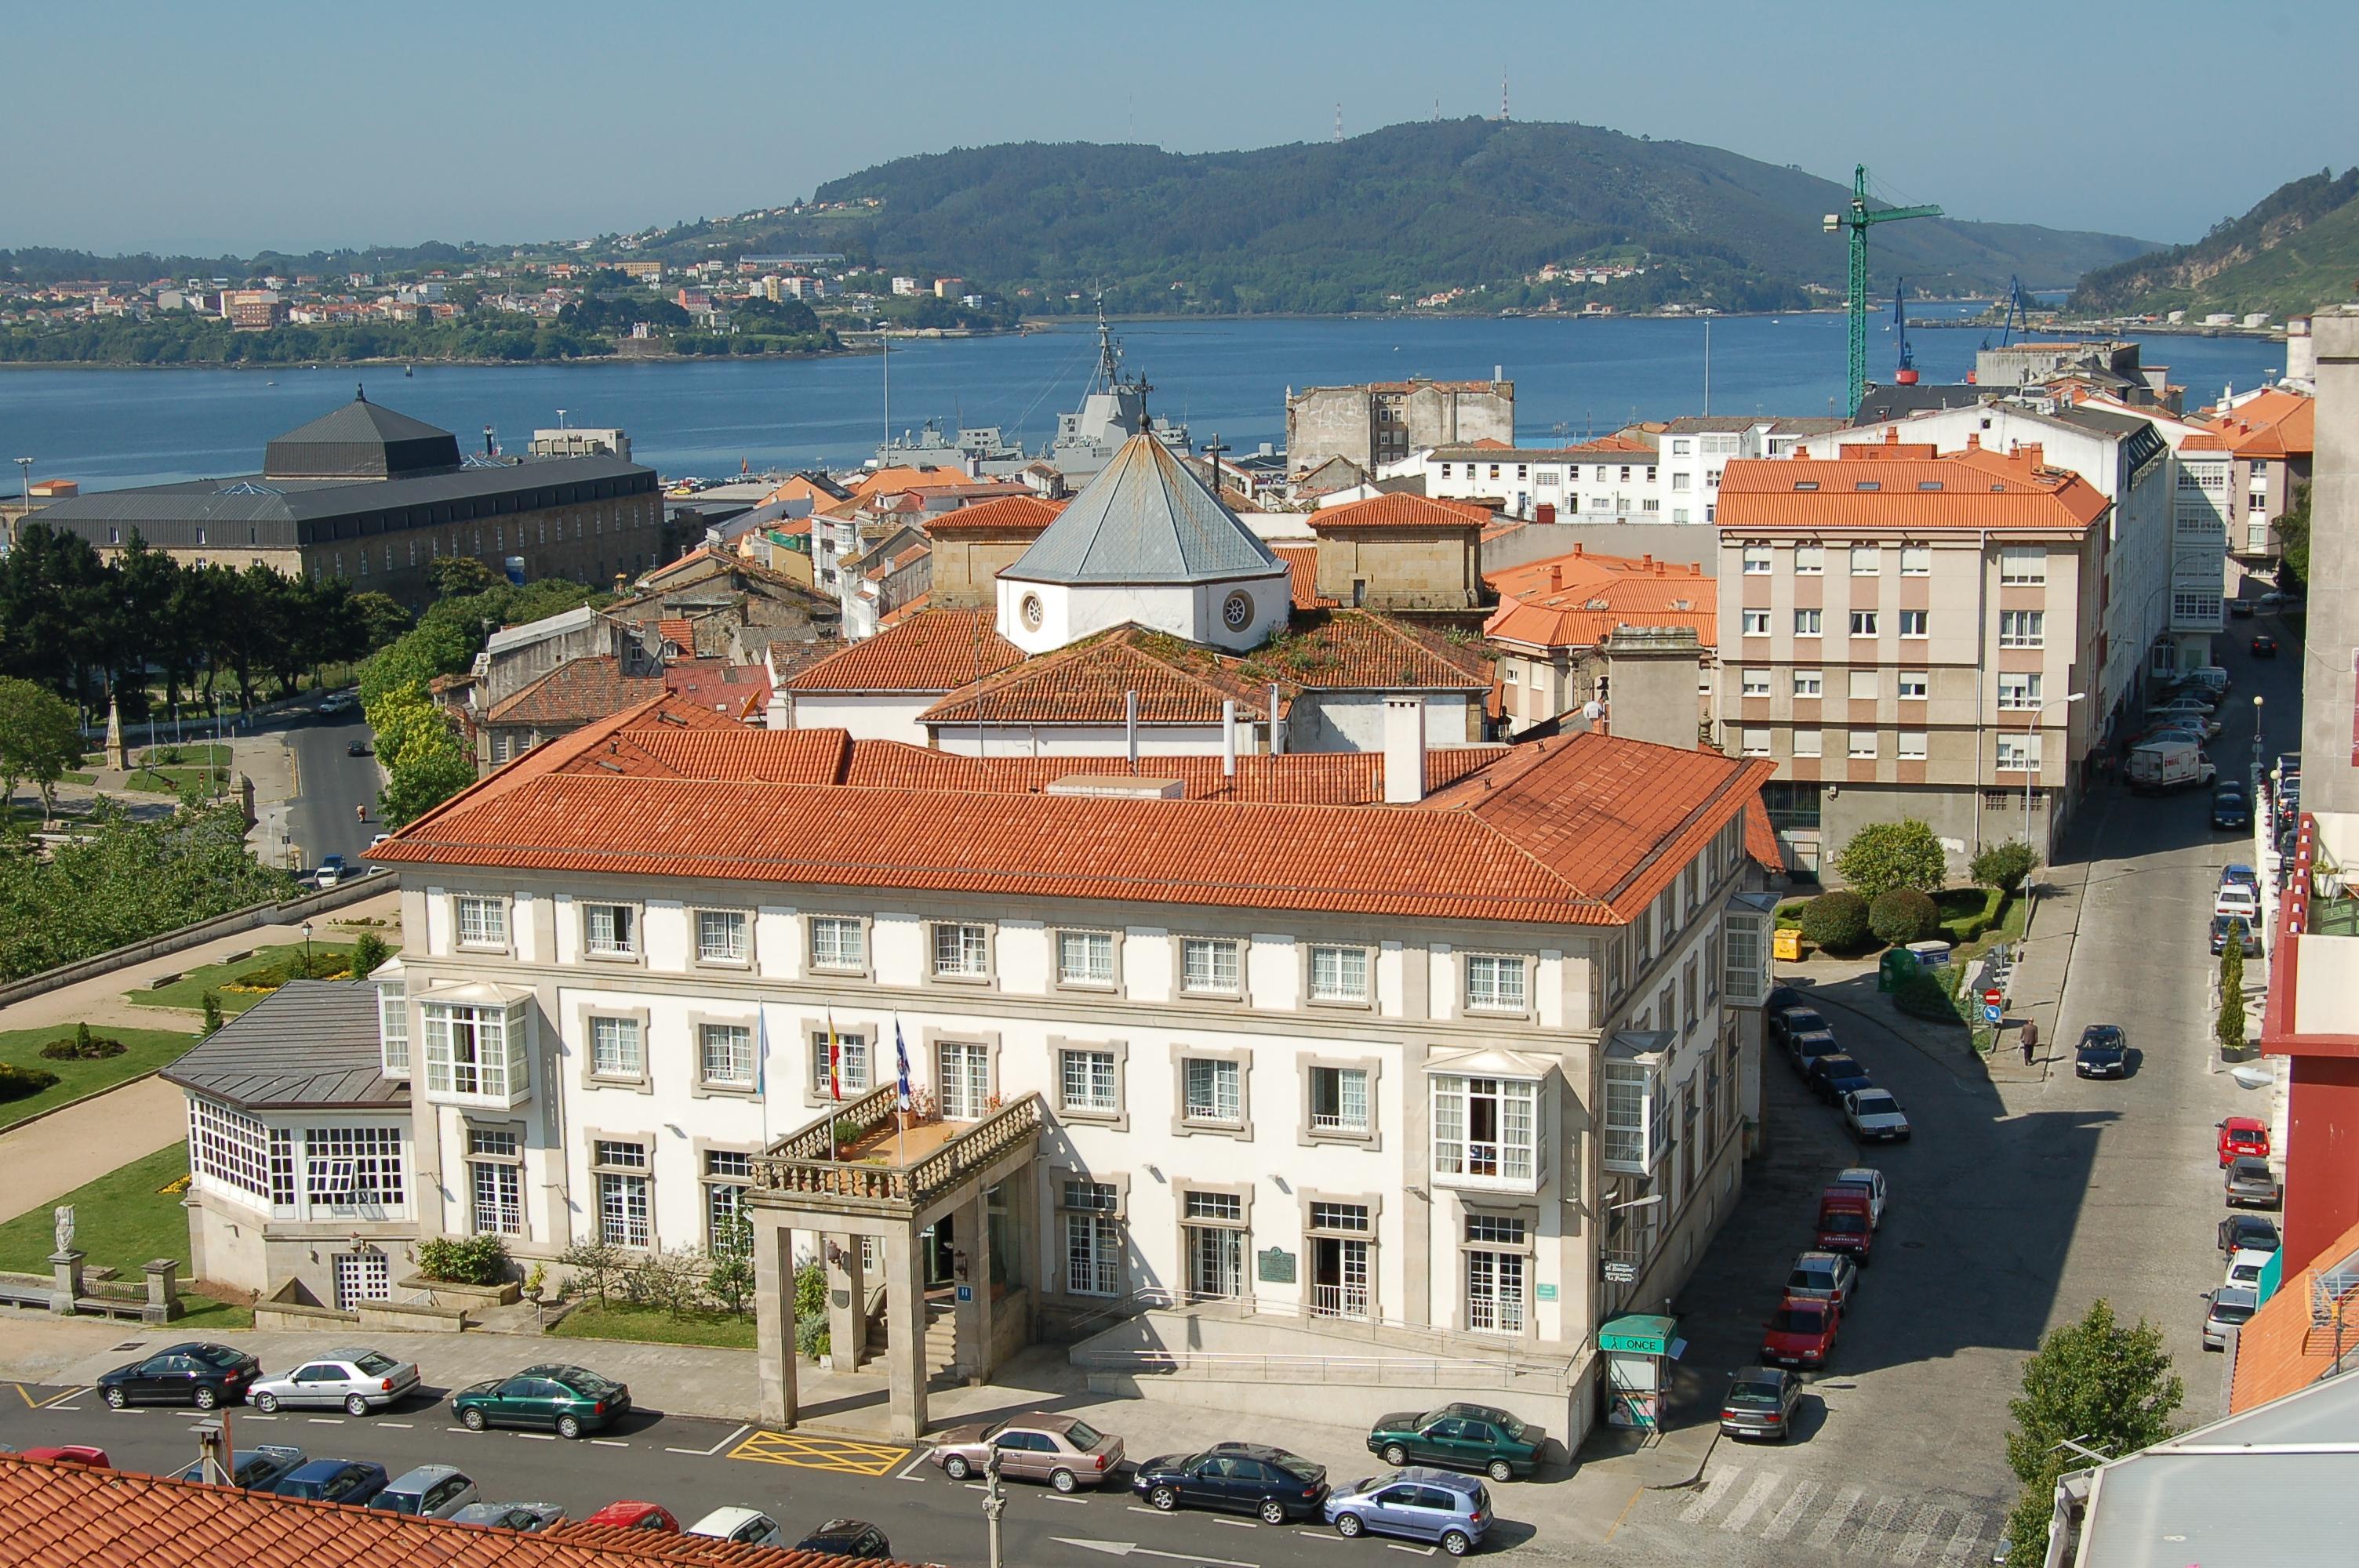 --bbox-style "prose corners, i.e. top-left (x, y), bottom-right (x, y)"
top-left (161, 979), bottom-right (406, 1111)
top-left (264, 392), bottom-right (464, 481)
top-left (1852, 383), bottom-right (1994, 423)
top-left (1006, 431), bottom-right (1283, 585)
